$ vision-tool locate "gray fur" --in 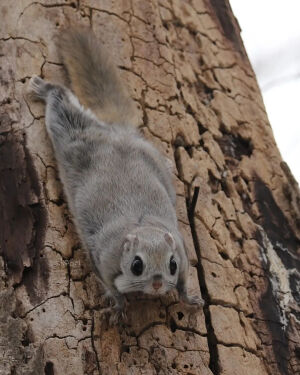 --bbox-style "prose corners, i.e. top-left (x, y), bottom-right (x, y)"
top-left (27, 34), bottom-right (203, 314)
